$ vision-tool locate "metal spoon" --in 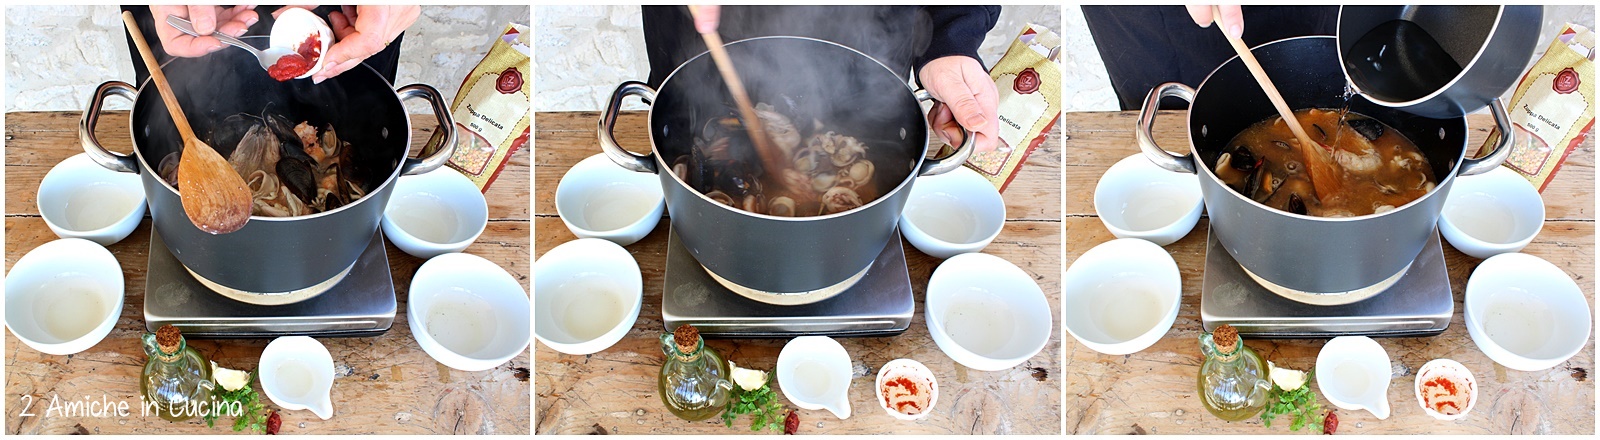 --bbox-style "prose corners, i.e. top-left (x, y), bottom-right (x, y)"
top-left (165, 14), bottom-right (294, 71)
top-left (128, 12), bottom-right (253, 234)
